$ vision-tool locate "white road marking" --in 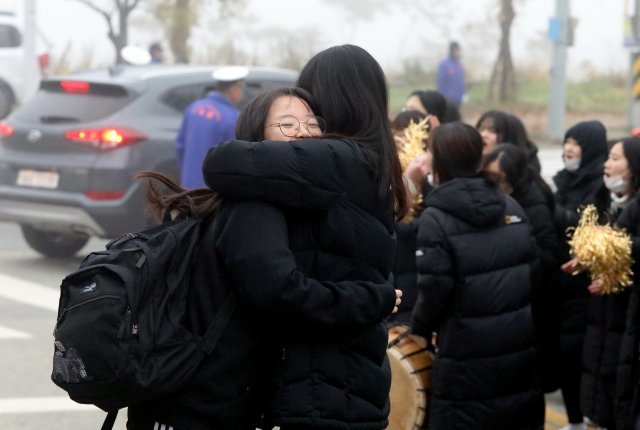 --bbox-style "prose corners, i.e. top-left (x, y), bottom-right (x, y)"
top-left (0, 396), bottom-right (97, 414)
top-left (0, 325), bottom-right (32, 339)
top-left (0, 273), bottom-right (59, 312)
